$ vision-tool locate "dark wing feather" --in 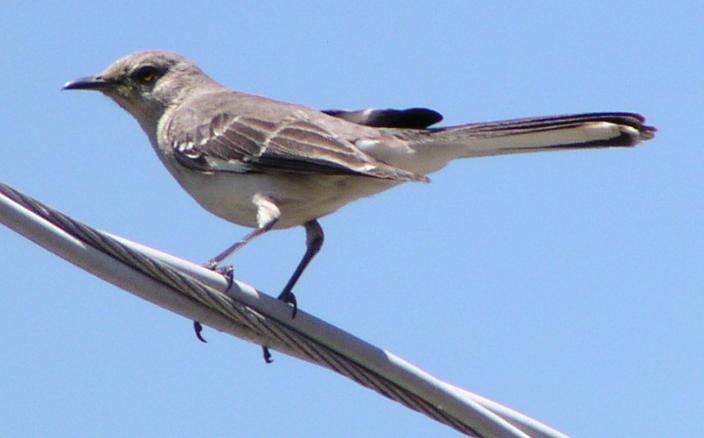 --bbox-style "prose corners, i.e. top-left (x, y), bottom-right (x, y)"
top-left (170, 113), bottom-right (426, 182)
top-left (322, 107), bottom-right (443, 129)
